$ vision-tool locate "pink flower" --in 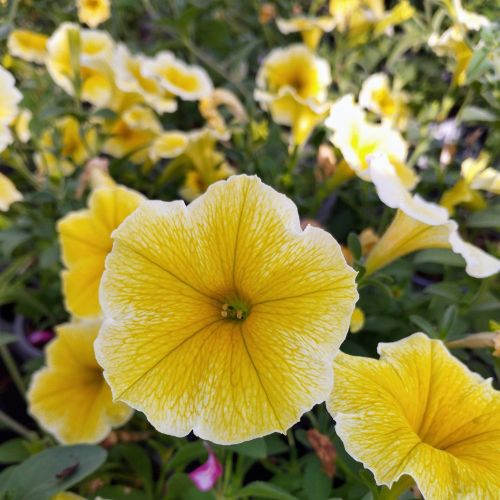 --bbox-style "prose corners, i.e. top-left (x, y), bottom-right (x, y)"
top-left (188, 448), bottom-right (223, 492)
top-left (28, 330), bottom-right (54, 347)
